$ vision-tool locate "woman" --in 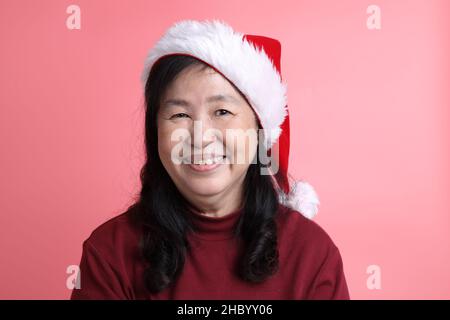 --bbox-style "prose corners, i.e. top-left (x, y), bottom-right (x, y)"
top-left (71, 20), bottom-right (350, 300)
